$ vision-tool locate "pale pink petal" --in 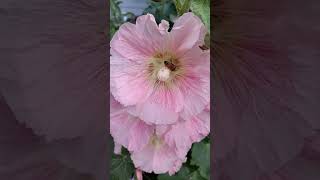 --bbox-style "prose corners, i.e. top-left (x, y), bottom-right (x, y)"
top-left (155, 125), bottom-right (170, 136)
top-left (169, 12), bottom-right (207, 55)
top-left (197, 108), bottom-right (210, 133)
top-left (179, 77), bottom-right (210, 121)
top-left (131, 139), bottom-right (185, 174)
top-left (127, 121), bottom-right (154, 151)
top-left (136, 169), bottom-right (143, 180)
top-left (110, 56), bottom-right (152, 106)
top-left (147, 84), bottom-right (185, 112)
top-left (159, 20), bottom-right (170, 35)
top-left (168, 158), bottom-right (186, 176)
top-left (164, 110), bottom-right (210, 159)
top-left (110, 14), bottom-right (164, 60)
top-left (130, 82), bottom-right (186, 125)
top-left (135, 14), bottom-right (164, 53)
top-left (178, 49), bottom-right (210, 120)
top-left (135, 100), bottom-right (179, 125)
top-left (111, 23), bottom-right (152, 60)
top-left (114, 142), bottom-right (122, 154)
top-left (110, 96), bottom-right (154, 152)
